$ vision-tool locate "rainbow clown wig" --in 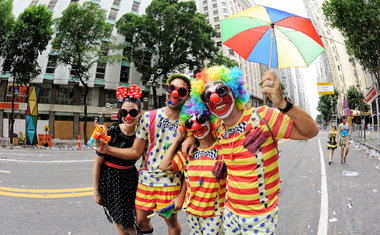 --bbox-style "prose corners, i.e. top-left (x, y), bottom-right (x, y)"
top-left (179, 79), bottom-right (218, 133)
top-left (193, 65), bottom-right (251, 110)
